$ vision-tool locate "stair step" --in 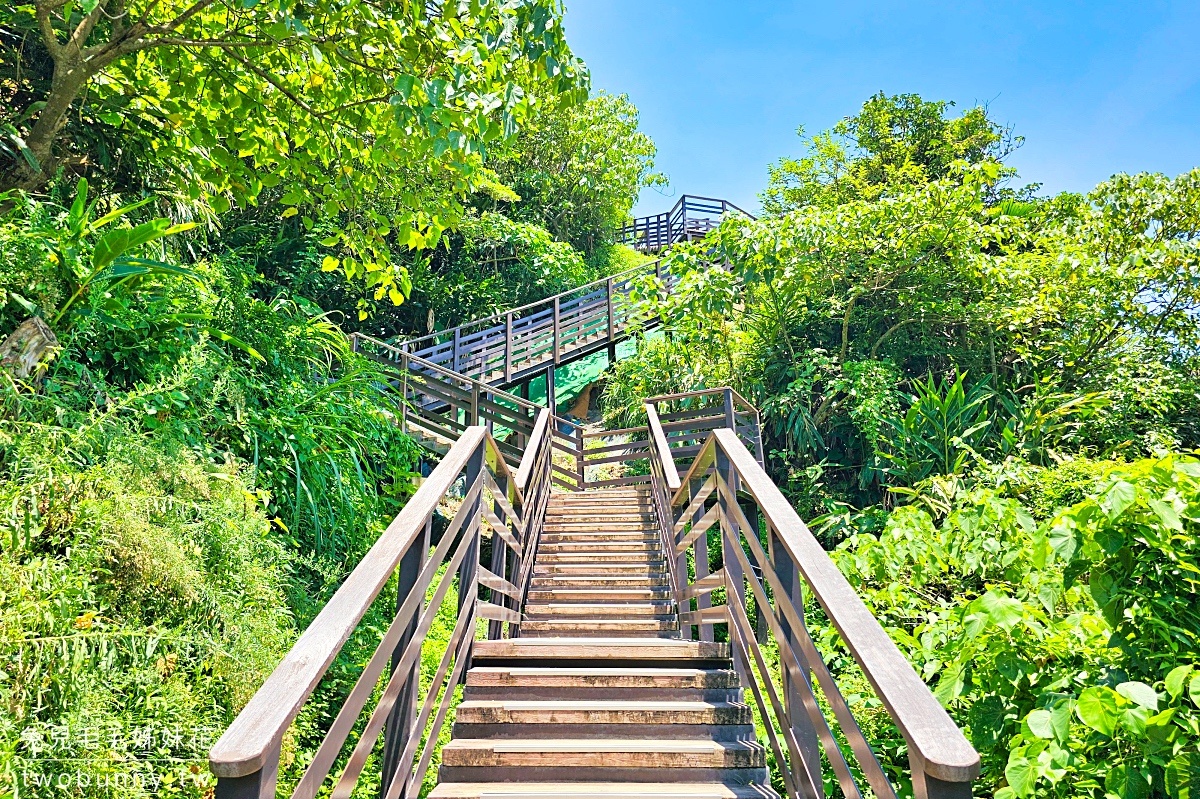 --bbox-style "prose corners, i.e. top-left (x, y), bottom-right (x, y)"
top-left (537, 553), bottom-right (664, 564)
top-left (534, 564), bottom-right (667, 575)
top-left (544, 522), bottom-right (658, 531)
top-left (438, 738), bottom-right (767, 781)
top-left (524, 603), bottom-right (674, 618)
top-left (520, 620), bottom-right (679, 636)
top-left (529, 577), bottom-right (669, 588)
top-left (429, 782), bottom-right (779, 799)
top-left (525, 588), bottom-right (672, 602)
top-left (455, 700), bottom-right (751, 726)
top-left (541, 533), bottom-right (661, 543)
top-left (538, 542), bottom-right (662, 553)
top-left (474, 639), bottom-right (730, 662)
top-left (466, 667), bottom-right (740, 690)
